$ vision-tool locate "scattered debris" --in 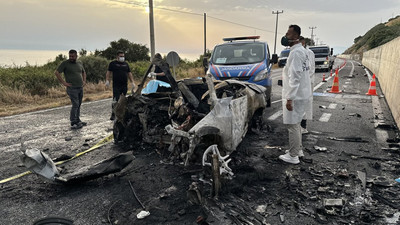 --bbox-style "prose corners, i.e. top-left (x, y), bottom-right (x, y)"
top-left (324, 199), bottom-right (344, 207)
top-left (327, 136), bottom-right (368, 143)
top-left (187, 182), bottom-right (202, 205)
top-left (375, 123), bottom-right (396, 130)
top-left (336, 169), bottom-right (349, 178)
top-left (357, 171), bottom-right (367, 189)
top-left (55, 153), bottom-right (134, 183)
top-left (349, 113), bottom-right (361, 117)
top-left (256, 205), bottom-right (267, 214)
top-left (314, 146), bottom-right (327, 152)
top-left (136, 210), bottom-right (150, 219)
top-left (21, 146), bottom-right (59, 180)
